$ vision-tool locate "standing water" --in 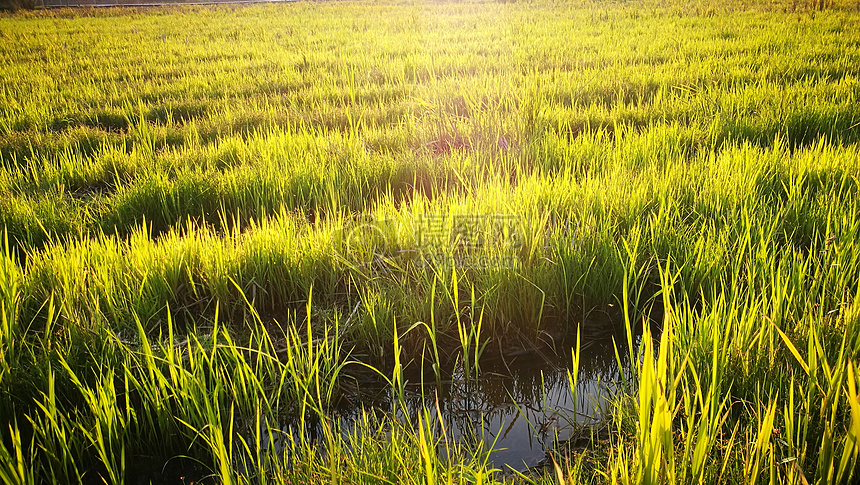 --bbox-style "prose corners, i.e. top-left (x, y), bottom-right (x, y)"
top-left (250, 332), bottom-right (637, 475)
